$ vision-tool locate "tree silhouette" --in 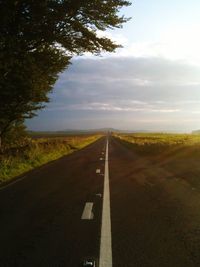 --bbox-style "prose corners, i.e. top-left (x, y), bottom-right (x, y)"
top-left (0, 0), bottom-right (131, 145)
